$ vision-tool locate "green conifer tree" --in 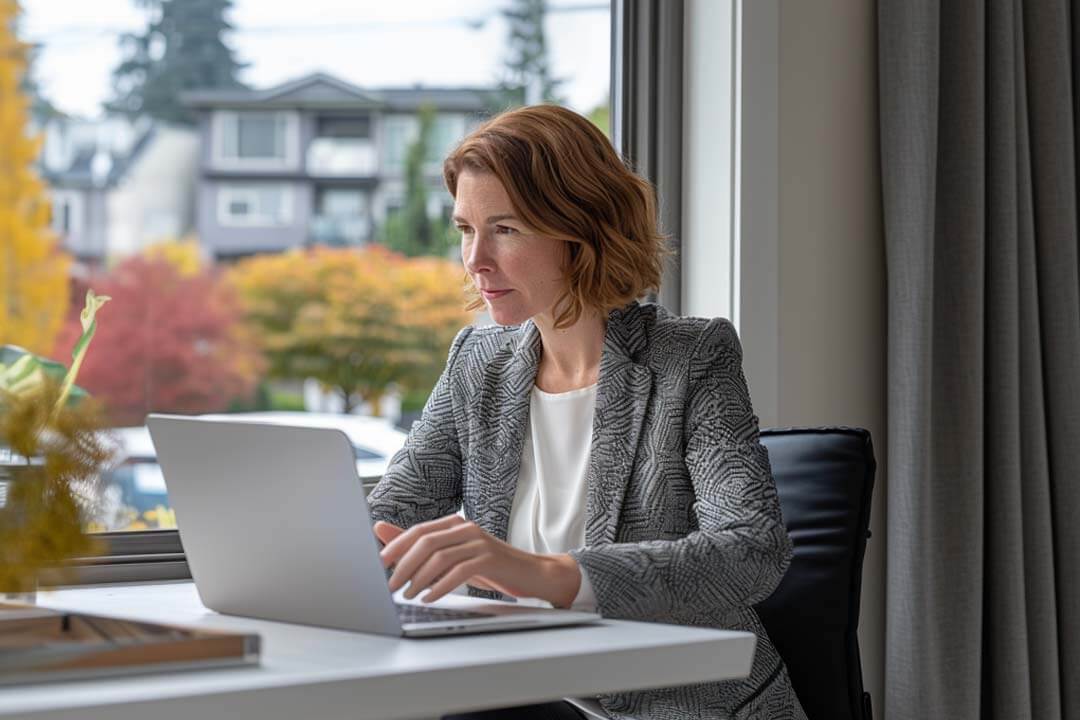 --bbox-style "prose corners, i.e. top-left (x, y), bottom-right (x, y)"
top-left (380, 106), bottom-right (455, 258)
top-left (500, 0), bottom-right (562, 105)
top-left (109, 0), bottom-right (247, 124)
